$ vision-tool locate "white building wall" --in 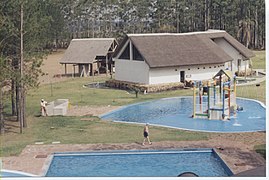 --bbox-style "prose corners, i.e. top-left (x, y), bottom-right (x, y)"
top-left (115, 59), bottom-right (149, 84)
top-left (149, 68), bottom-right (179, 84)
top-left (214, 38), bottom-right (249, 73)
top-left (149, 64), bottom-right (225, 84)
top-left (183, 64), bottom-right (225, 81)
